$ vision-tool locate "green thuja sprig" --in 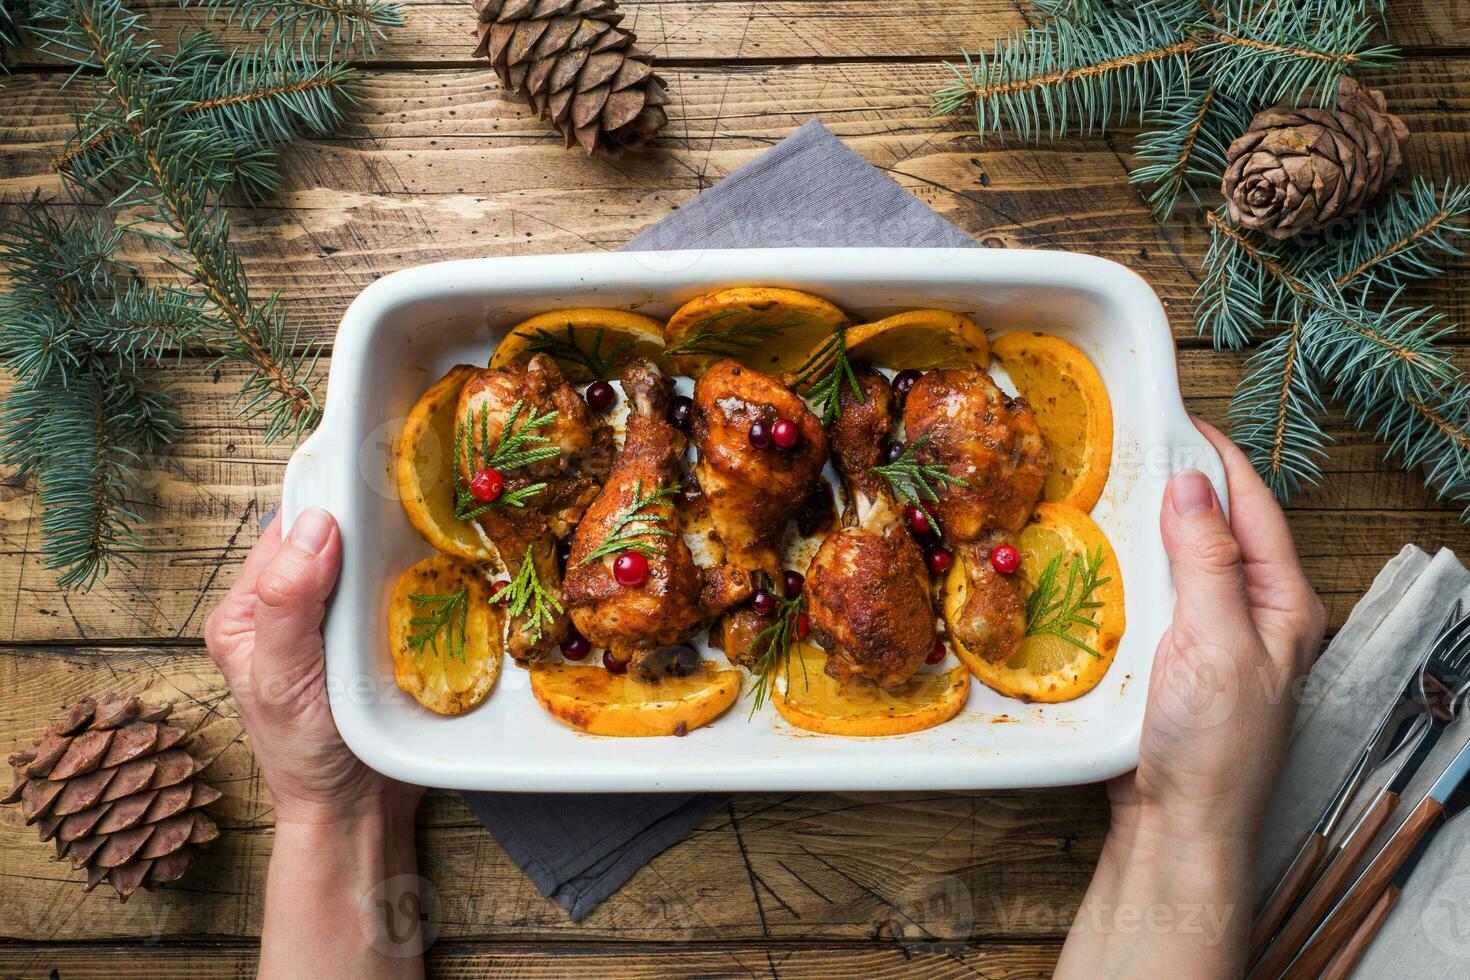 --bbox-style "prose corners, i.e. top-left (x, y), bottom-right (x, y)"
top-left (501, 546), bottom-right (563, 644)
top-left (576, 480), bottom-right (678, 565)
top-left (453, 400), bottom-right (561, 520)
top-left (406, 586), bottom-right (469, 662)
top-left (871, 436), bottom-right (969, 538)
